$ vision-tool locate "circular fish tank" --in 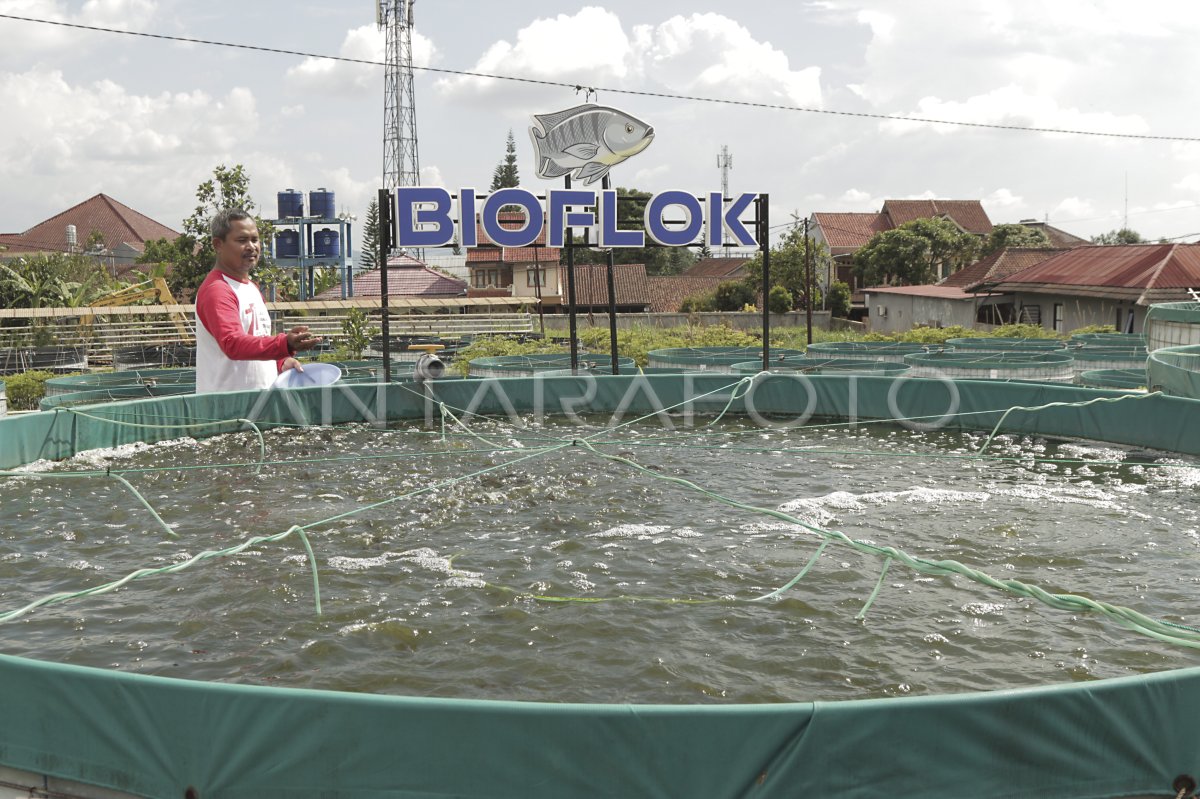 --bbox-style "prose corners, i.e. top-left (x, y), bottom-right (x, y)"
top-left (468, 353), bottom-right (637, 377)
top-left (3, 370), bottom-right (1200, 797)
top-left (944, 337), bottom-right (1066, 353)
top-left (646, 347), bottom-right (806, 372)
top-left (804, 341), bottom-right (940, 363)
top-left (729, 357), bottom-right (909, 376)
top-left (903, 351), bottom-right (1075, 382)
top-left (1077, 369), bottom-right (1147, 390)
